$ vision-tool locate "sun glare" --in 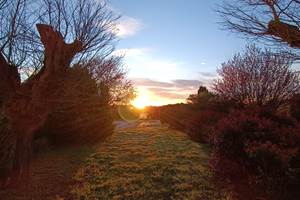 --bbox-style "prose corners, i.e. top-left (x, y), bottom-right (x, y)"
top-left (131, 88), bottom-right (150, 109)
top-left (131, 87), bottom-right (183, 109)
